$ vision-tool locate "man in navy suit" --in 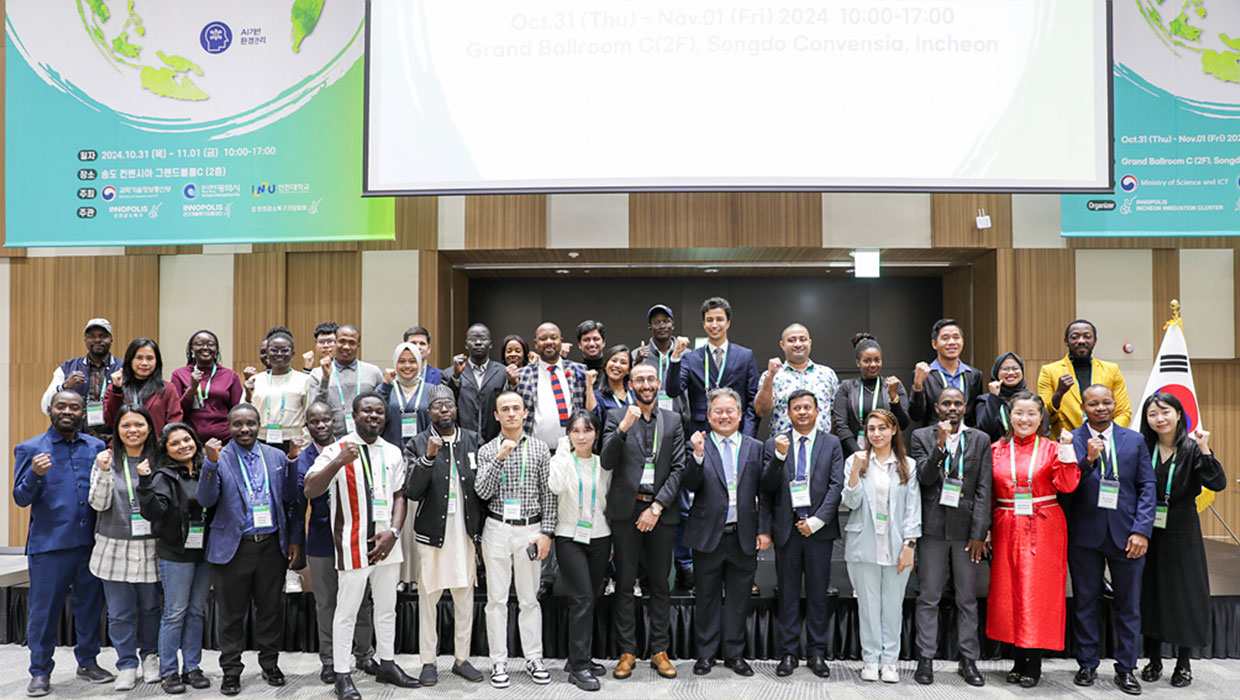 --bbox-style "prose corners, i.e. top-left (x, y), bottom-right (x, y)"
top-left (1066, 385), bottom-right (1155, 696)
top-left (197, 404), bottom-right (304, 696)
top-left (665, 297), bottom-right (761, 437)
top-left (761, 390), bottom-right (844, 679)
top-left (682, 387), bottom-right (772, 678)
